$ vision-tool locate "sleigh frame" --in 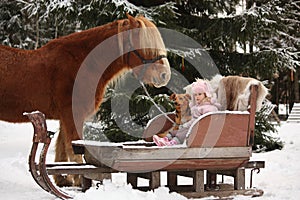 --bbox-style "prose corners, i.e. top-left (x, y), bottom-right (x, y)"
top-left (26, 85), bottom-right (265, 199)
